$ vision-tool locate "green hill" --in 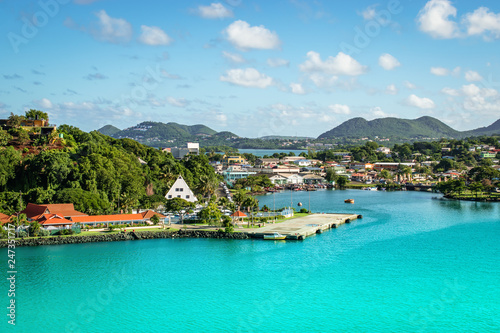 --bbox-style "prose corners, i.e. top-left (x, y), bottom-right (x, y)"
top-left (318, 116), bottom-right (461, 139)
top-left (97, 125), bottom-right (121, 136)
top-left (465, 119), bottom-right (500, 136)
top-left (113, 121), bottom-right (217, 141)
